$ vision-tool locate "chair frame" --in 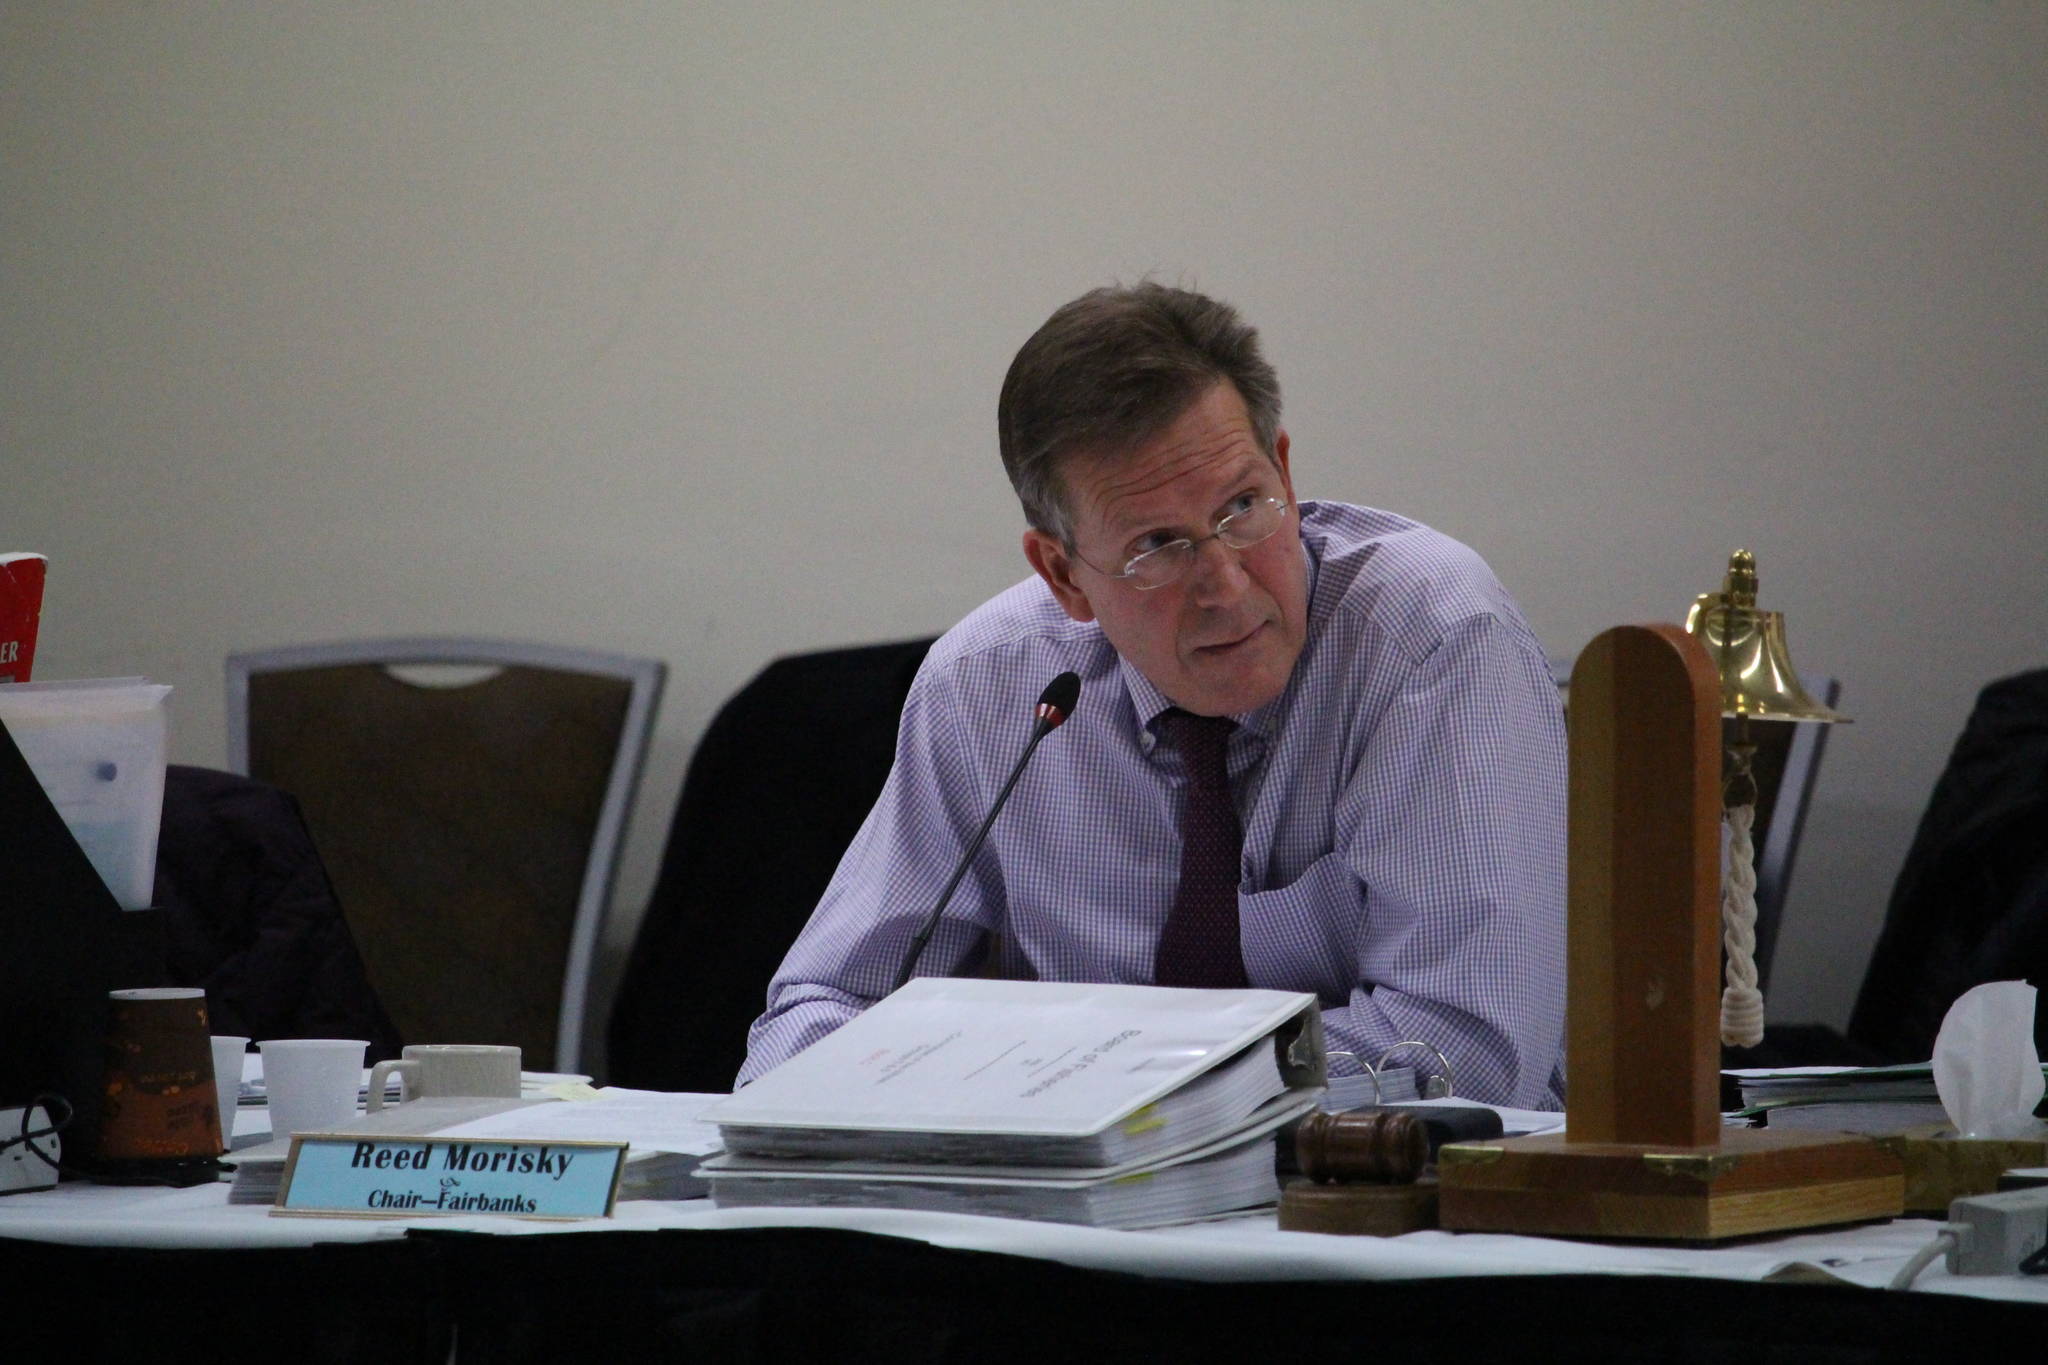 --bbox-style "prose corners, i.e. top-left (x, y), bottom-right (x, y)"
top-left (225, 636), bottom-right (664, 1073)
top-left (1749, 676), bottom-right (1837, 995)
